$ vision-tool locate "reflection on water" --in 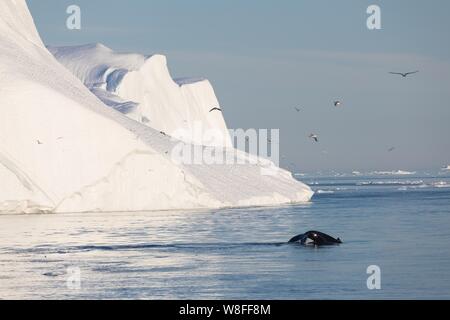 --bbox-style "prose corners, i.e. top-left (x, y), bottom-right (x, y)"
top-left (1, 173), bottom-right (450, 299)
